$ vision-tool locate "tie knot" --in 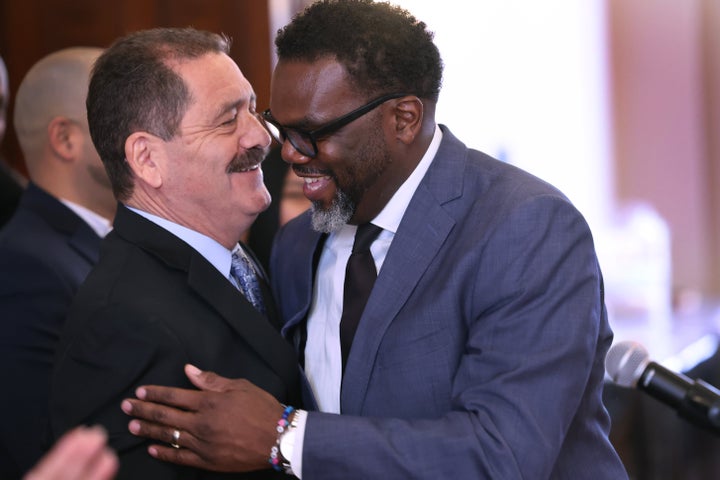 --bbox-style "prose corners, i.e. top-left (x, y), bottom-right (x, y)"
top-left (231, 250), bottom-right (251, 273)
top-left (353, 223), bottom-right (382, 253)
